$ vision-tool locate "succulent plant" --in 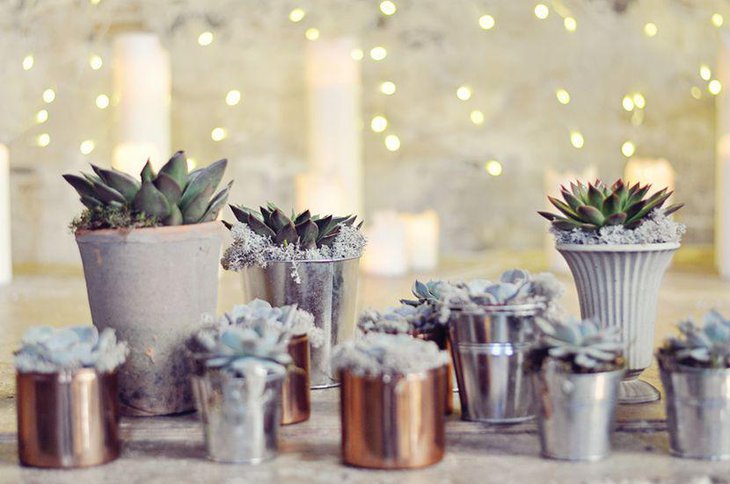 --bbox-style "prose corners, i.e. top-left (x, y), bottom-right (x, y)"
top-left (358, 304), bottom-right (438, 334)
top-left (659, 310), bottom-right (730, 369)
top-left (534, 317), bottom-right (624, 372)
top-left (401, 280), bottom-right (460, 307)
top-left (538, 179), bottom-right (683, 232)
top-left (64, 151), bottom-right (232, 227)
top-left (227, 202), bottom-right (362, 249)
top-left (14, 326), bottom-right (128, 374)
